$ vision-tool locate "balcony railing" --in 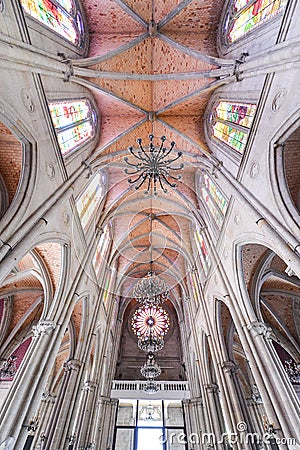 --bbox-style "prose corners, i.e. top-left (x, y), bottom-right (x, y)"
top-left (111, 380), bottom-right (190, 399)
